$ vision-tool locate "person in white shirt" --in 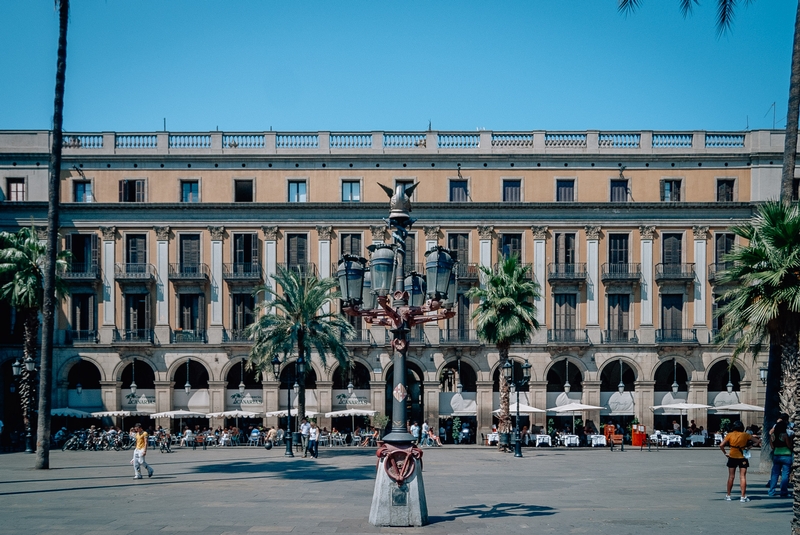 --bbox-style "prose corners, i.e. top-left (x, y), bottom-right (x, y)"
top-left (308, 422), bottom-right (320, 458)
top-left (421, 421), bottom-right (430, 446)
top-left (300, 419), bottom-right (311, 457)
top-left (410, 422), bottom-right (420, 444)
